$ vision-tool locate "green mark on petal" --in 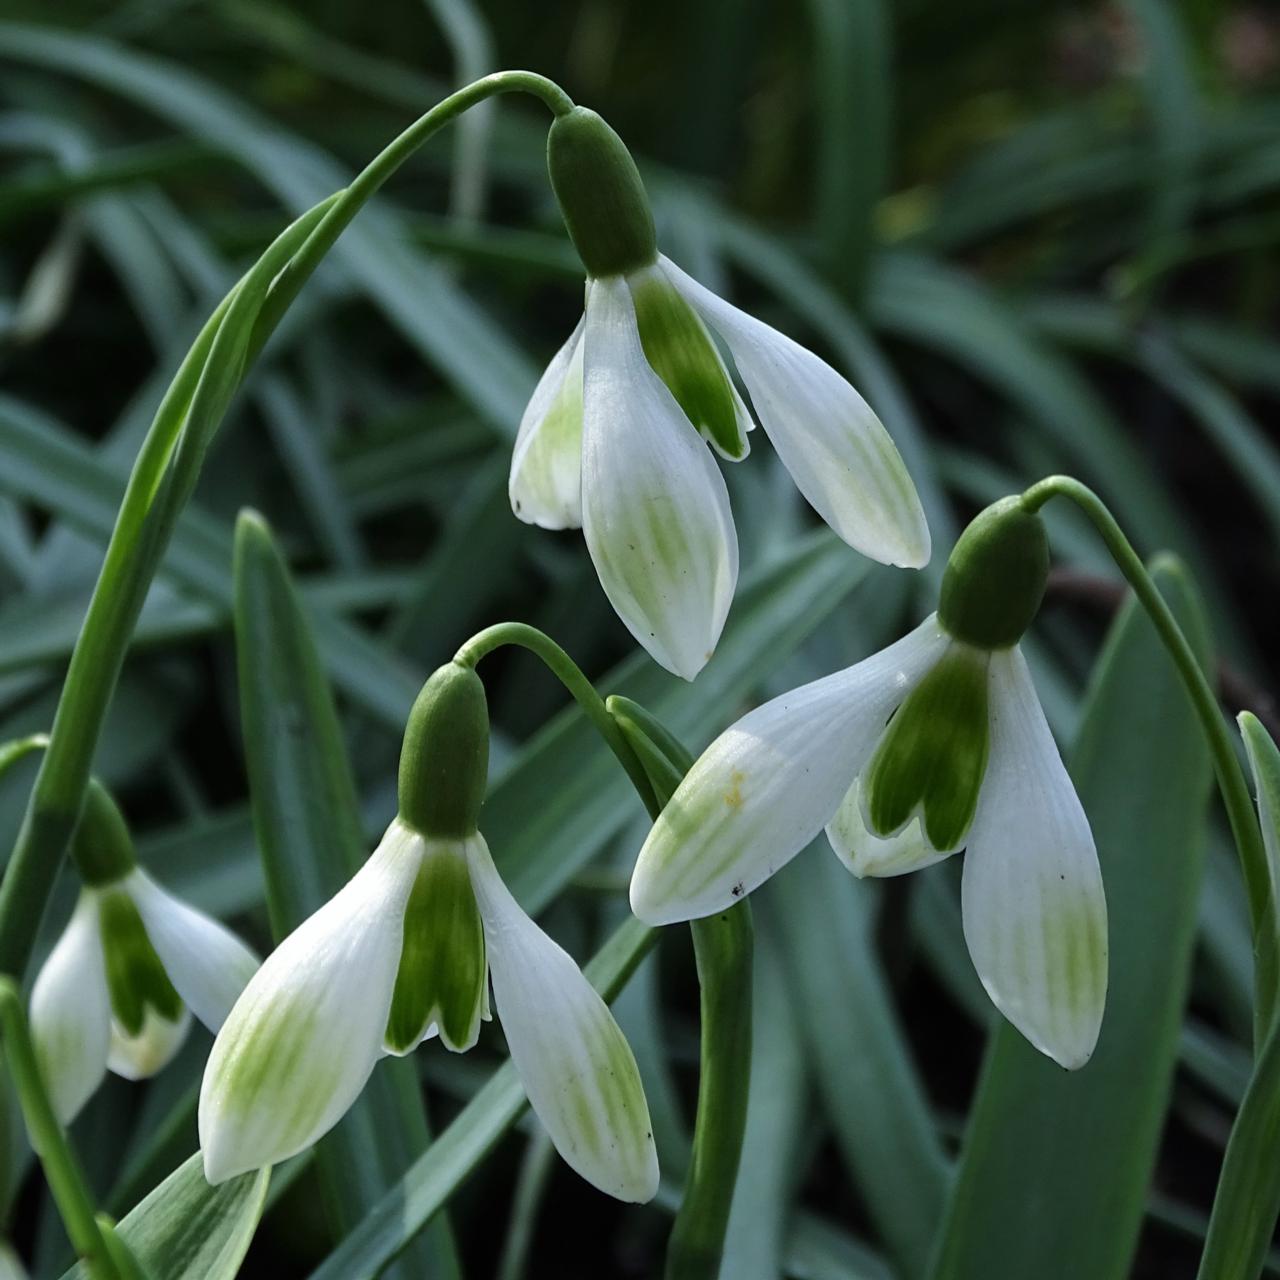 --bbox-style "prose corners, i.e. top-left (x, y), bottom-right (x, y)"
top-left (631, 272), bottom-right (747, 460)
top-left (97, 888), bottom-right (182, 1036)
top-left (865, 645), bottom-right (991, 852)
top-left (385, 841), bottom-right (487, 1053)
